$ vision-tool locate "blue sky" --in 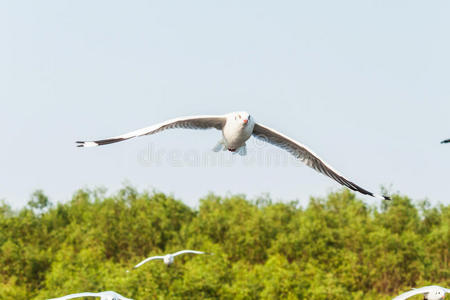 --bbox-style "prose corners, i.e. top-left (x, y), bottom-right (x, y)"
top-left (1, 0), bottom-right (449, 208)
